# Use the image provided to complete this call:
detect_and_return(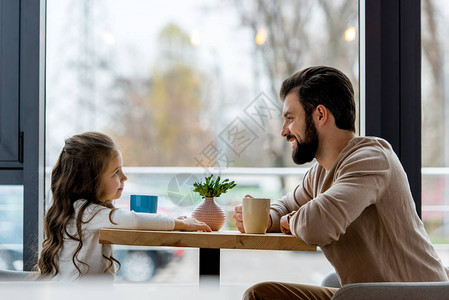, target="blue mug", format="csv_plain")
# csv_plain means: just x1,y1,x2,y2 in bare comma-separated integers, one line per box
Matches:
130,195,158,213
